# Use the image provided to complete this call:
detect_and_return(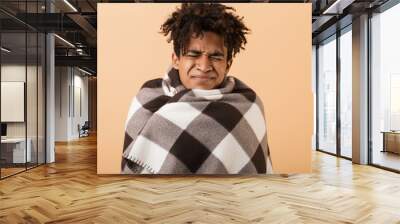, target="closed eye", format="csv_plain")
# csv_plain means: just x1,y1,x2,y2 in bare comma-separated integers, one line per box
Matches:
209,55,225,61
185,50,225,61
185,50,202,58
